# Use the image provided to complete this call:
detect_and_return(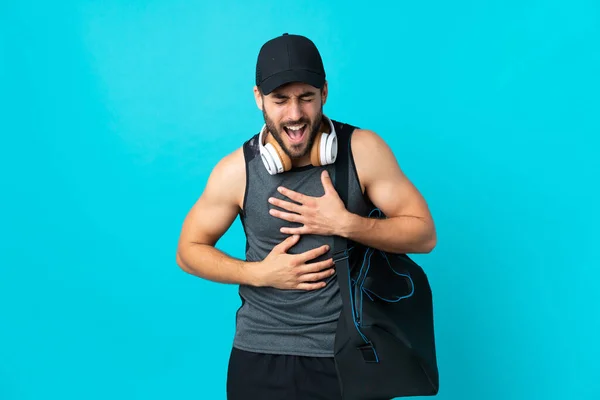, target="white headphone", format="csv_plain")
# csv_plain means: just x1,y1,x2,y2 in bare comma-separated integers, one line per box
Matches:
259,116,338,175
